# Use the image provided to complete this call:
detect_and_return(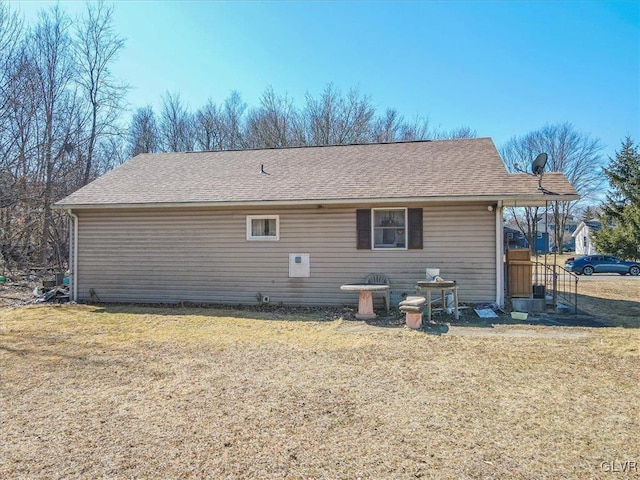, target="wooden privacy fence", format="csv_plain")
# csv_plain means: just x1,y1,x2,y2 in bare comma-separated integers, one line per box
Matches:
506,249,532,298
